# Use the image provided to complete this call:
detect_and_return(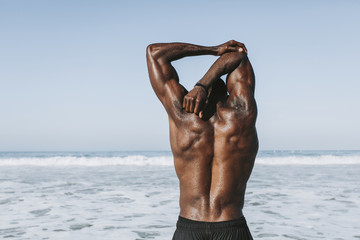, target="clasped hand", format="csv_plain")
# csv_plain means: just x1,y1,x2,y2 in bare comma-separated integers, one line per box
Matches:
182,85,208,118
